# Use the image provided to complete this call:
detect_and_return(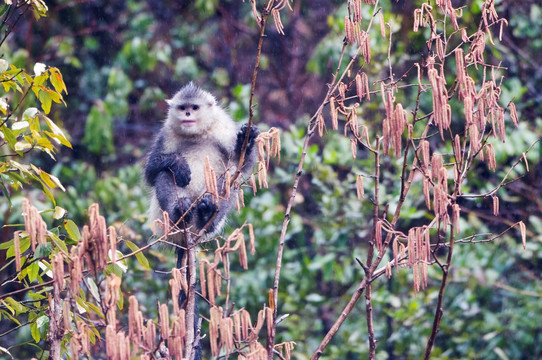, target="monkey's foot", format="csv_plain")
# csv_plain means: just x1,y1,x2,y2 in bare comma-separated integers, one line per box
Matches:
196,197,218,229
171,198,193,225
